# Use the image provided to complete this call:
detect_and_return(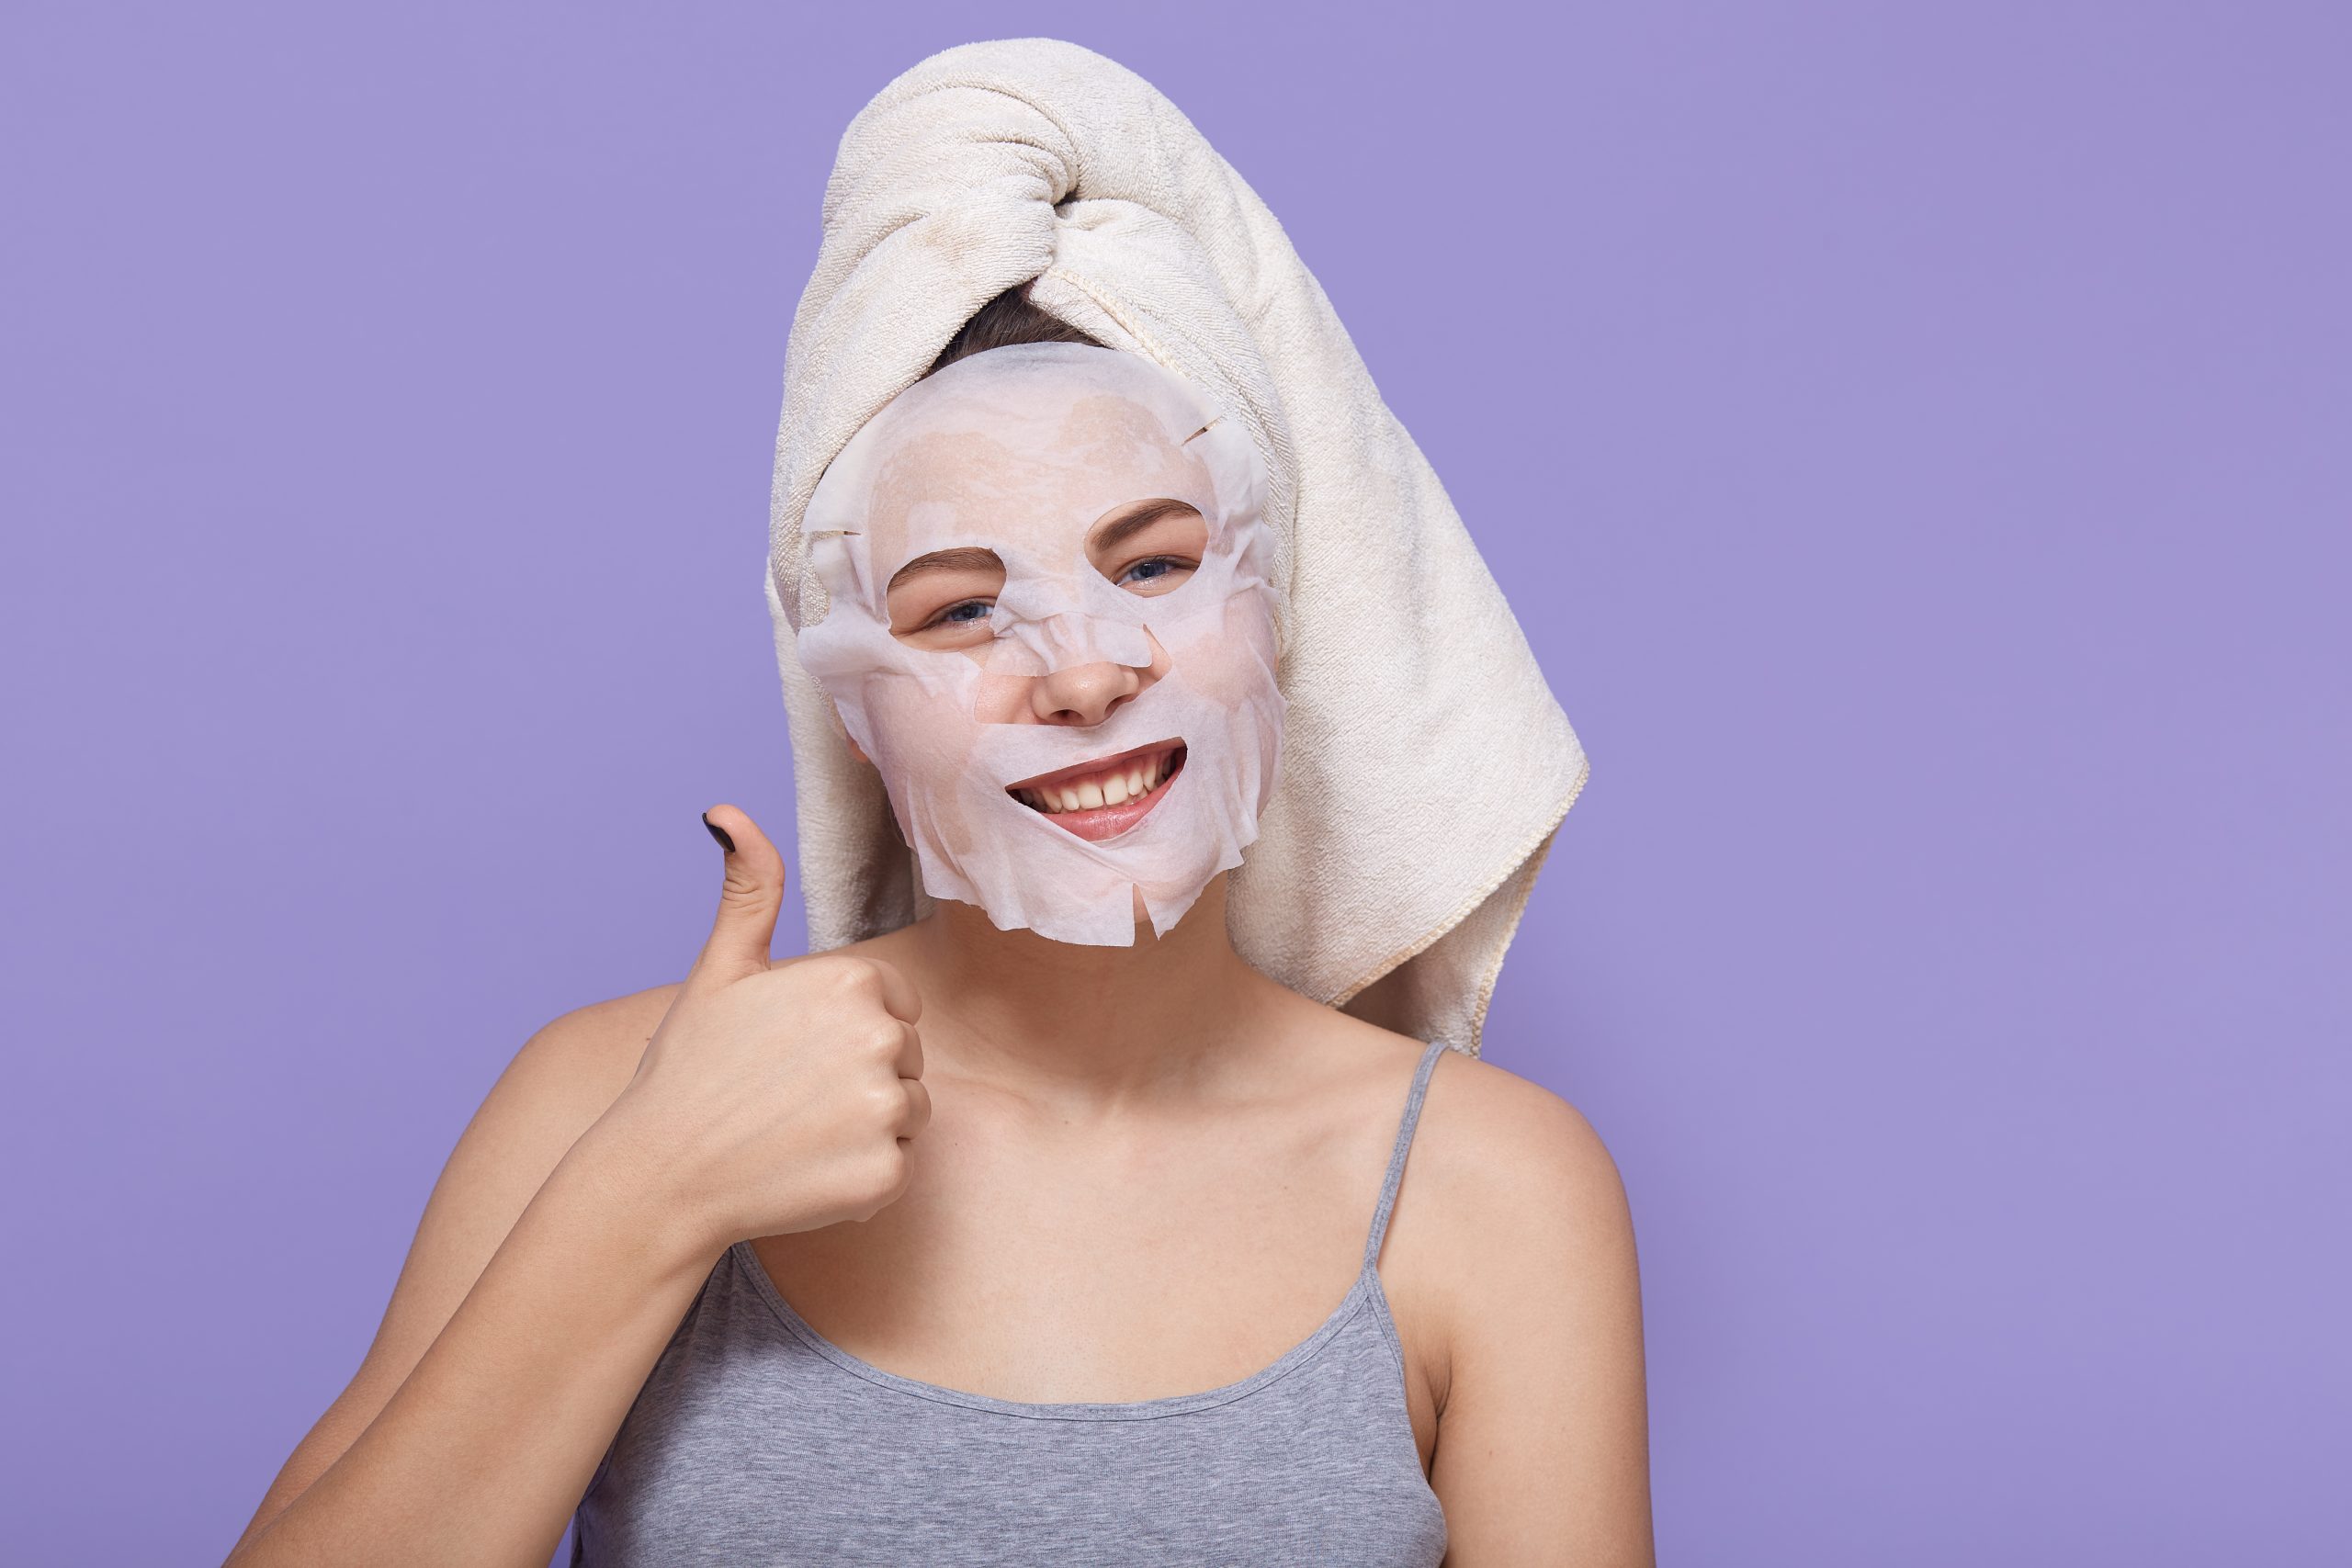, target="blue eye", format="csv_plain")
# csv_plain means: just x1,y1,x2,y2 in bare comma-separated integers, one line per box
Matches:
1121,557,1193,586
920,598,995,631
